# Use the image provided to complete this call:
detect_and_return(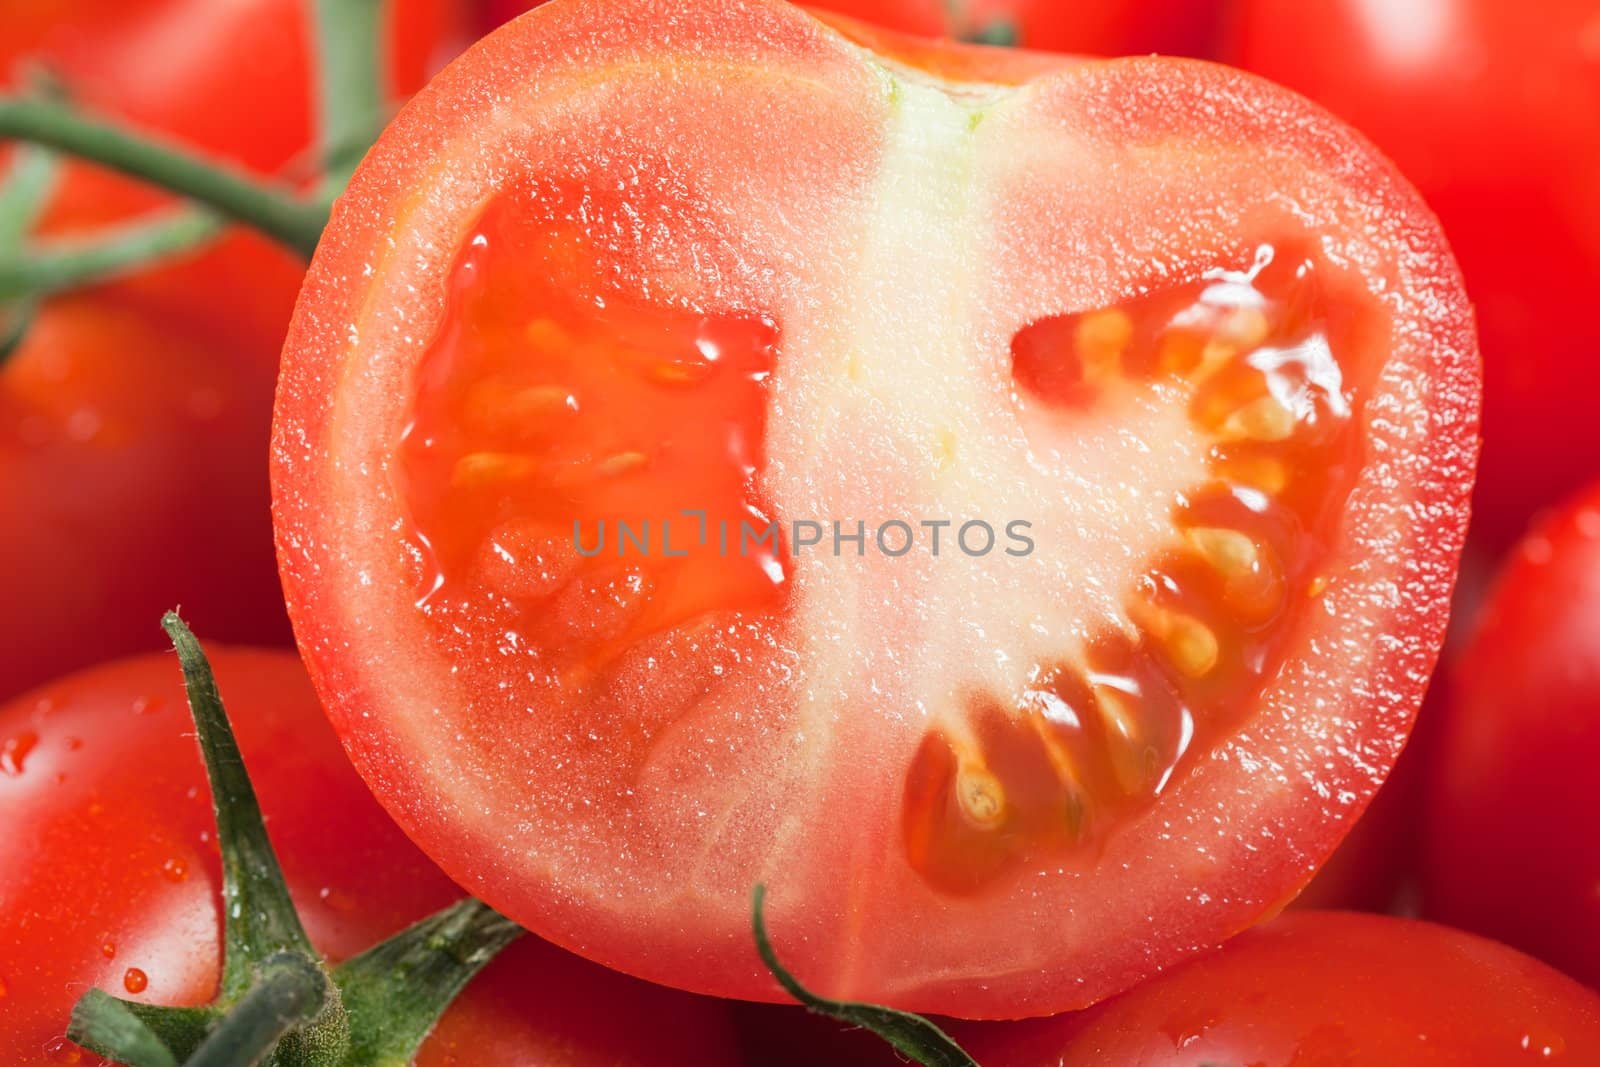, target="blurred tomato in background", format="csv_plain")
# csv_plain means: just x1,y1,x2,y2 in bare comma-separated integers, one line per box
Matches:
1227,0,1600,548
1424,481,1600,987
478,0,1221,54
0,0,469,698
